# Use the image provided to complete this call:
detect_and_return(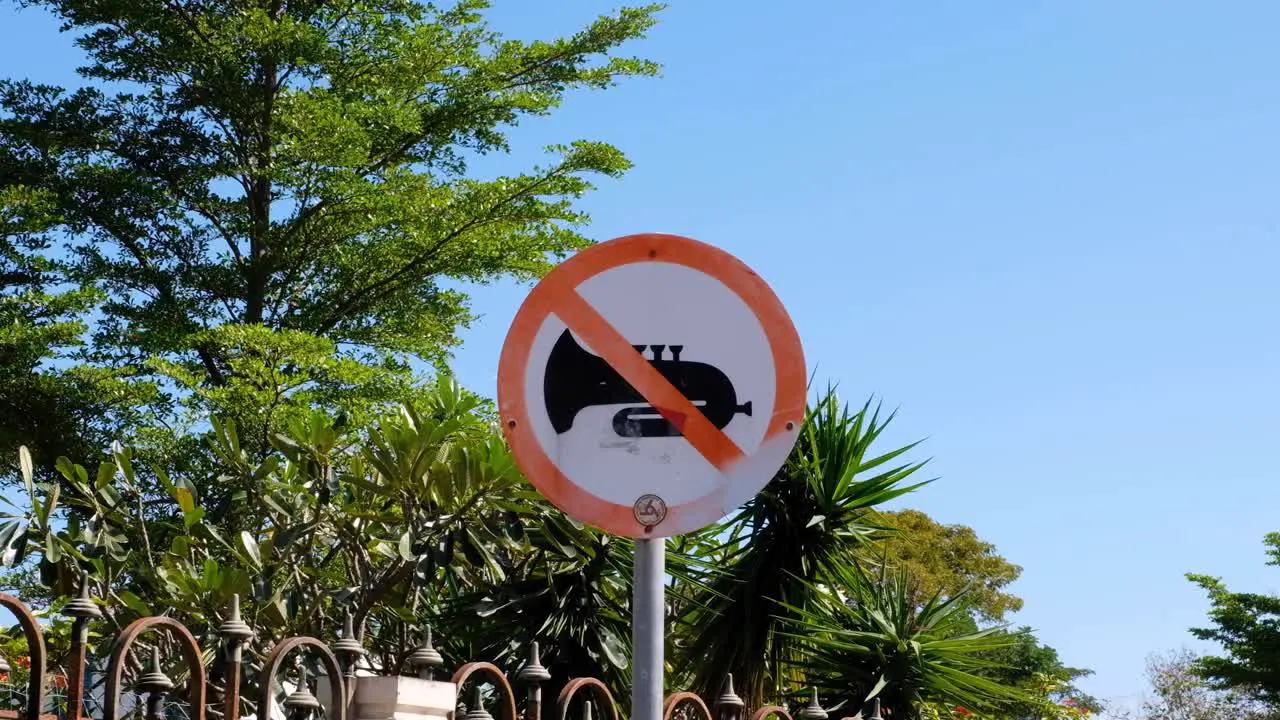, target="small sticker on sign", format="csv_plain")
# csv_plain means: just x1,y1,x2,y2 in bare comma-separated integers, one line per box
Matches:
633,494,667,527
